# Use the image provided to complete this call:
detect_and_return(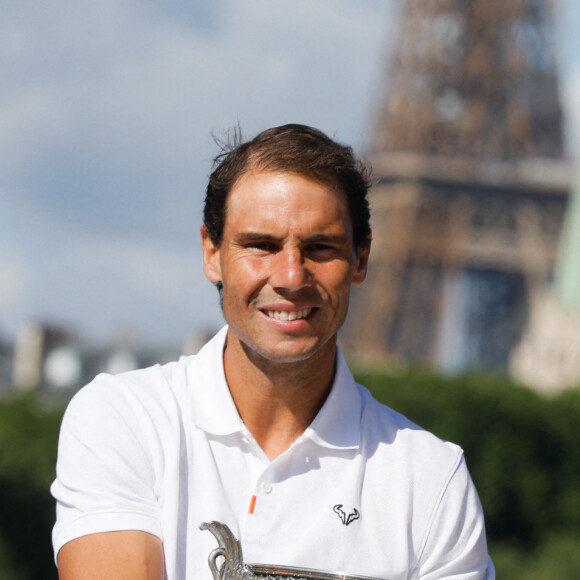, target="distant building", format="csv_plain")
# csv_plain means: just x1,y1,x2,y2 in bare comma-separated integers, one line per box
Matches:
344,0,575,388
510,176,580,391
12,322,76,393
6,321,213,398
